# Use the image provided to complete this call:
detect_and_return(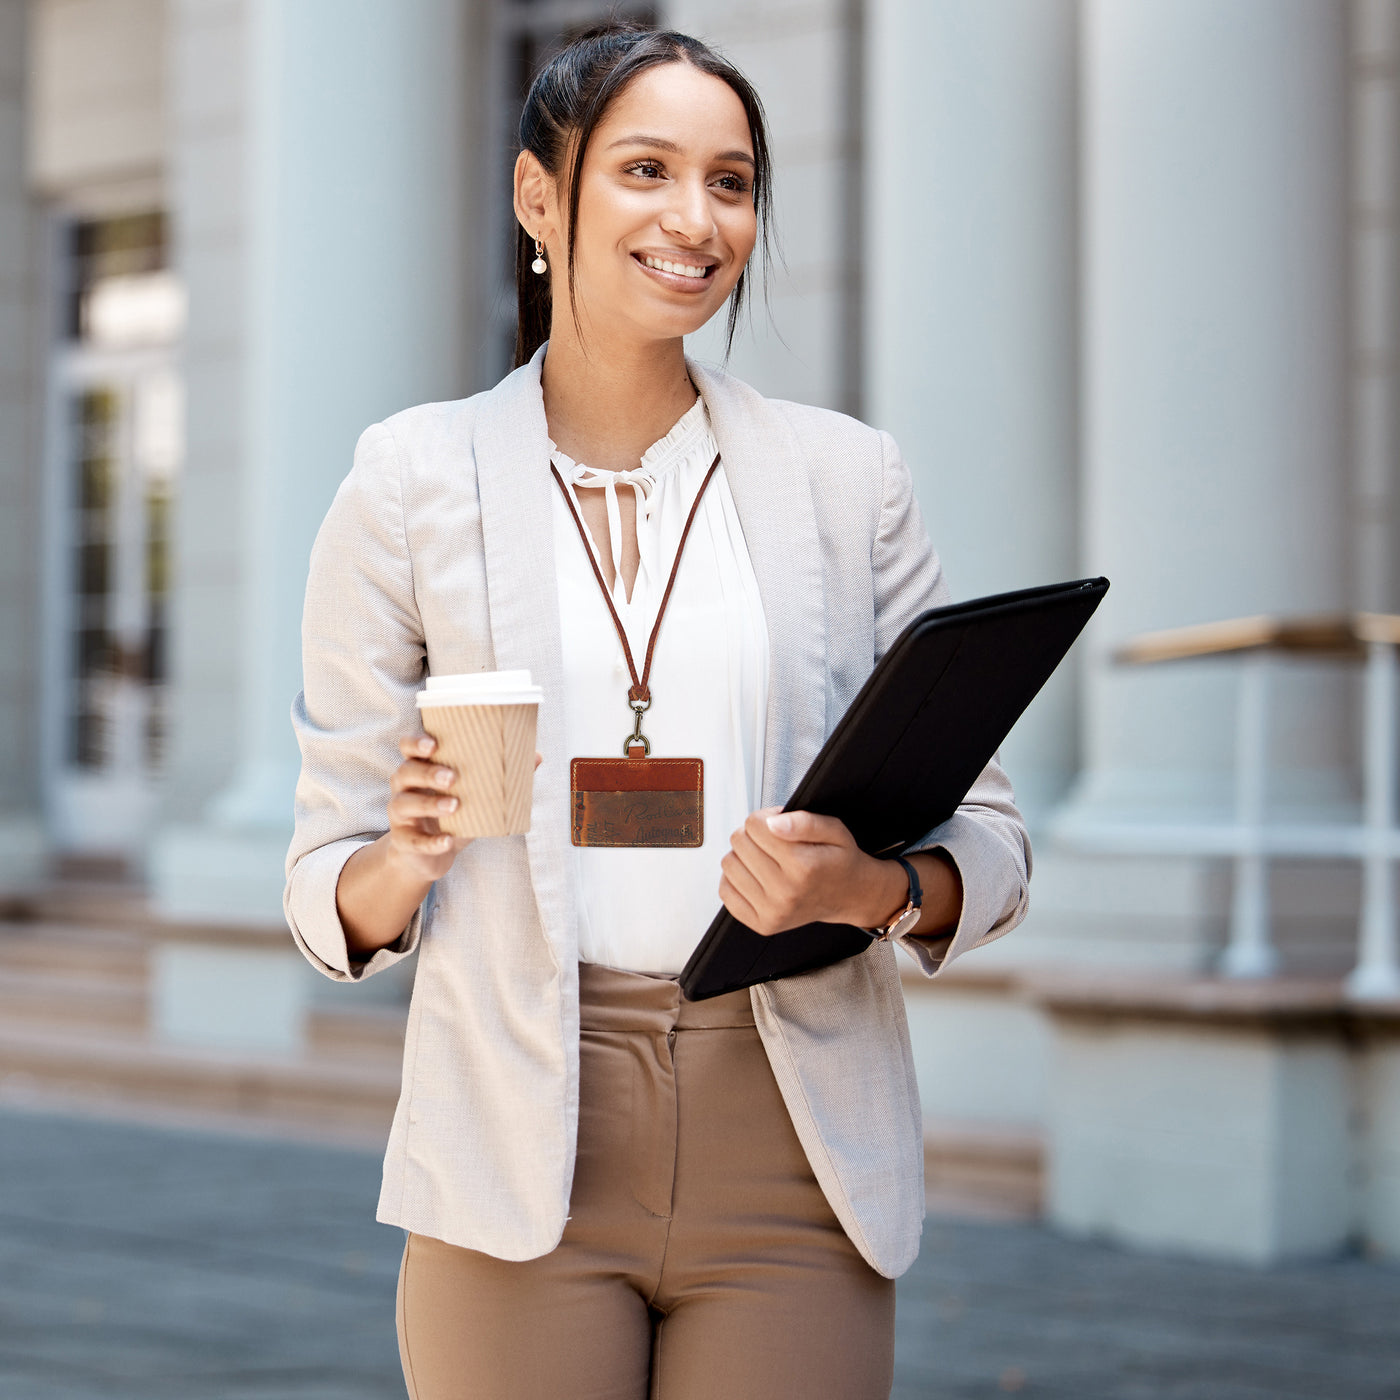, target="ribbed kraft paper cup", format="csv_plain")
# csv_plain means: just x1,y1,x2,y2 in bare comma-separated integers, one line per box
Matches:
417,701,538,838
